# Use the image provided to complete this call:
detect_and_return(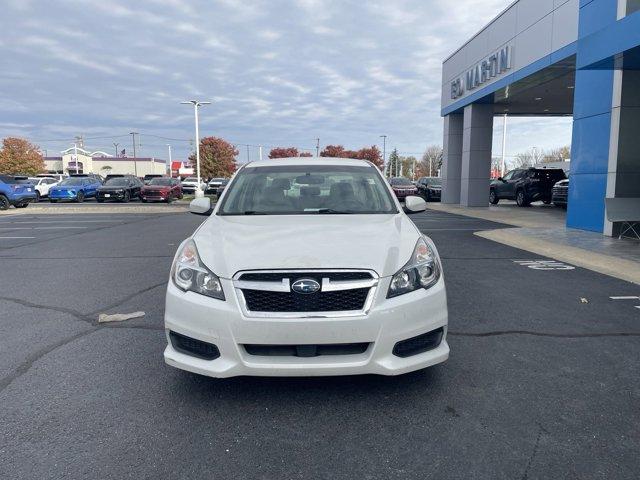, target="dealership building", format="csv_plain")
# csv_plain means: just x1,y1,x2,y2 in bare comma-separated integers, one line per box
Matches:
441,0,640,235
44,147,167,177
